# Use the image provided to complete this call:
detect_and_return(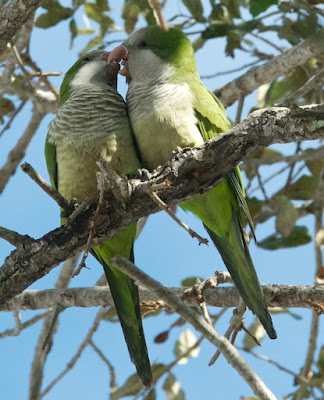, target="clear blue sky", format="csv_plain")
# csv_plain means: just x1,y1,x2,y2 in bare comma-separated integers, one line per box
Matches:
0,2,322,399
